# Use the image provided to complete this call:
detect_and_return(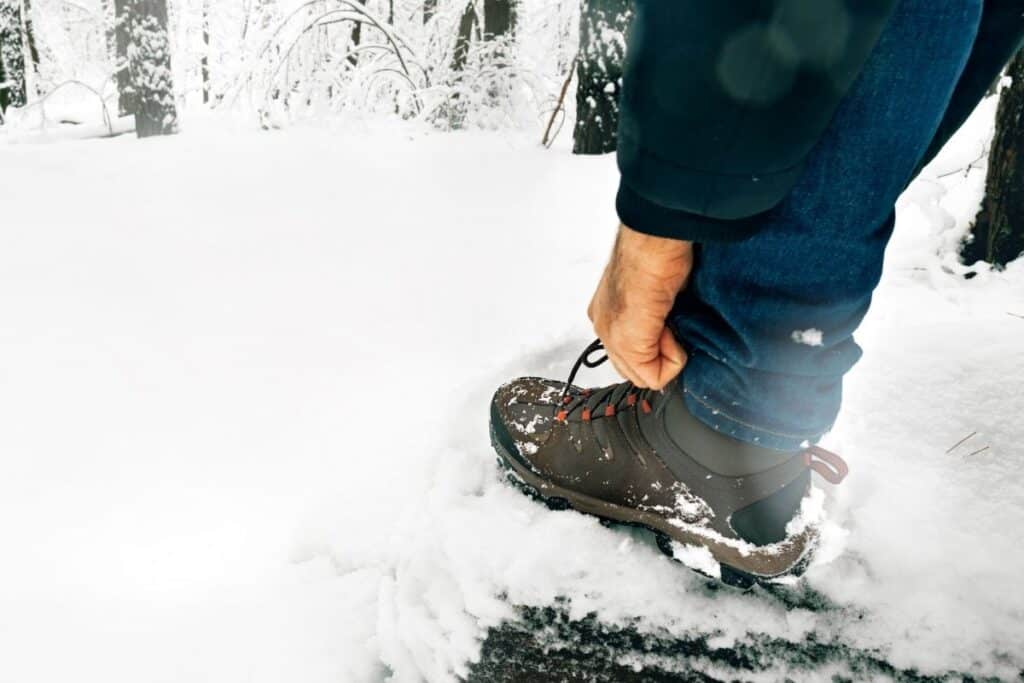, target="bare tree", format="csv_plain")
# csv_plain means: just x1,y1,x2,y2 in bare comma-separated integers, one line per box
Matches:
114,0,178,137
965,50,1024,267
573,0,630,155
